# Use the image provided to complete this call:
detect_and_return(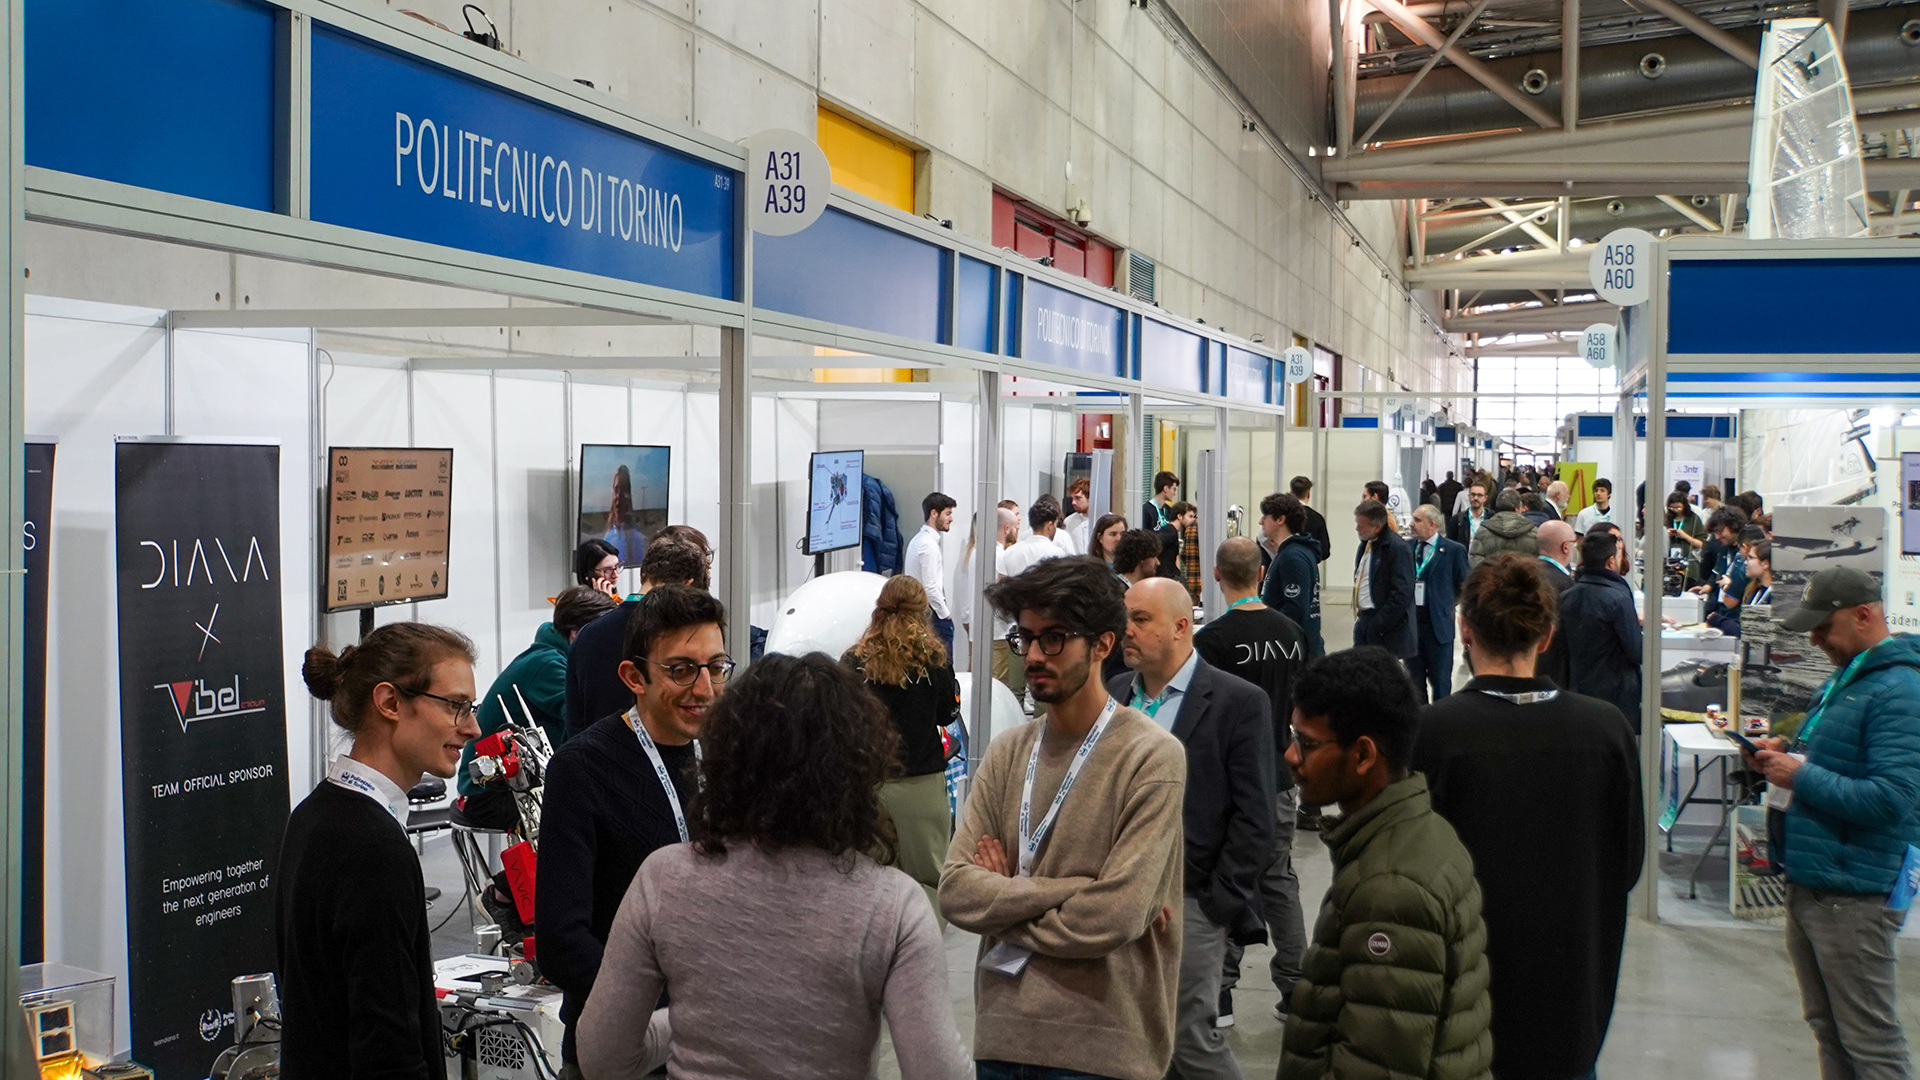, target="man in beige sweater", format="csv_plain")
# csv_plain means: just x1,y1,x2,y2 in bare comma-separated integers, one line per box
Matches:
940,557,1188,1080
